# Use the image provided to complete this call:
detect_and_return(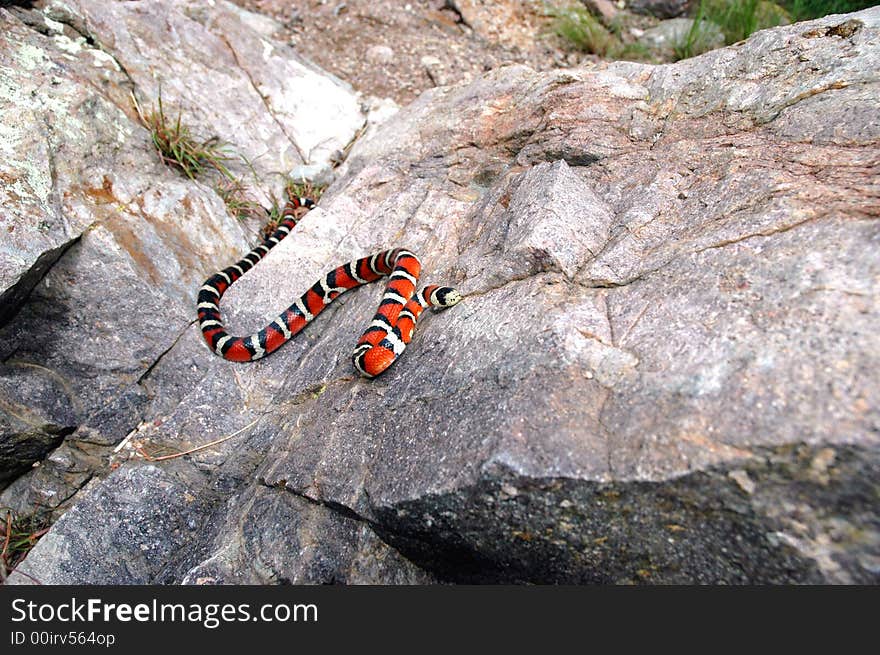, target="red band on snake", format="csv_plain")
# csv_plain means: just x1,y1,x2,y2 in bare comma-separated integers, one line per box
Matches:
197,197,462,378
